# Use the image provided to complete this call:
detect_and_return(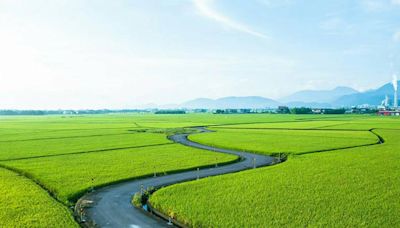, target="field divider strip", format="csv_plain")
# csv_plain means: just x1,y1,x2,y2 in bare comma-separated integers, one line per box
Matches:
0,132,138,143
0,126,137,137
0,142,175,162
293,129,384,156
210,126,370,131
207,120,320,127
189,128,383,157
